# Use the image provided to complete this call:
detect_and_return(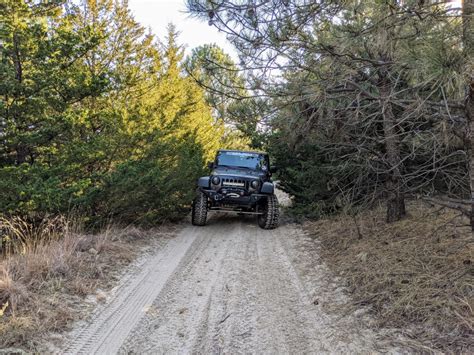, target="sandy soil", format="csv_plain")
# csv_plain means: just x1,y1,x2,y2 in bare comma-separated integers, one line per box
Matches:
62,193,396,354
